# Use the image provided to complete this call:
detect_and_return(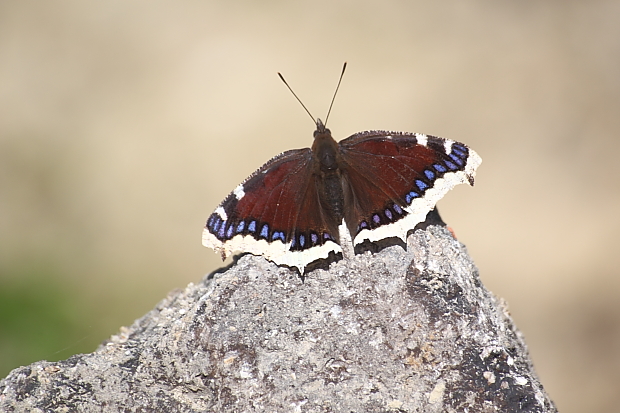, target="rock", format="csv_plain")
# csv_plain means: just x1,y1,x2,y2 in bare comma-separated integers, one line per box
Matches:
0,226,557,412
